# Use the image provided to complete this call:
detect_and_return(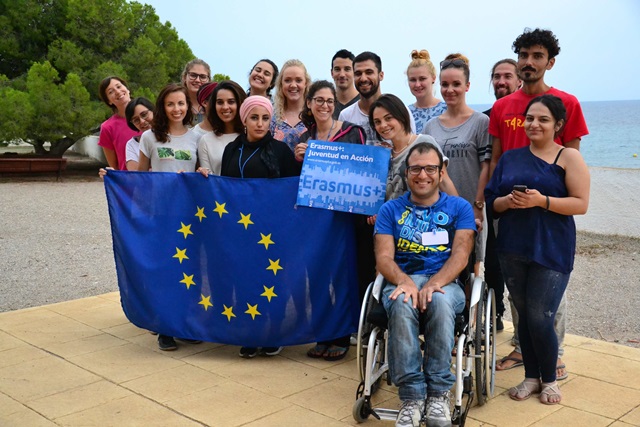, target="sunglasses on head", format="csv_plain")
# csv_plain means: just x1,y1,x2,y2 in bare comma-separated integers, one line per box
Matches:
440,59,466,70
